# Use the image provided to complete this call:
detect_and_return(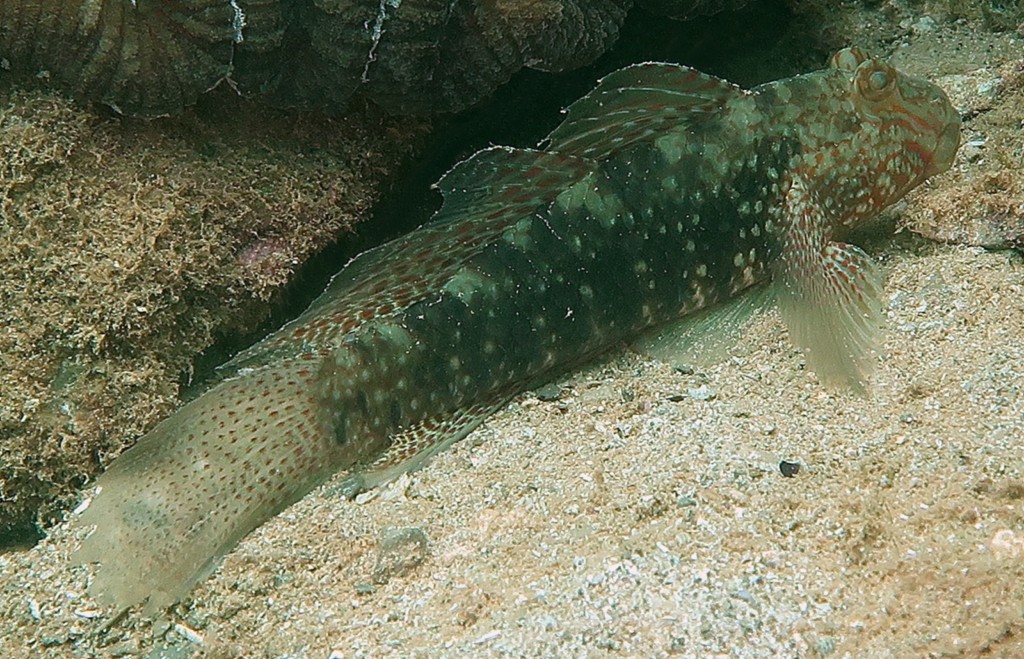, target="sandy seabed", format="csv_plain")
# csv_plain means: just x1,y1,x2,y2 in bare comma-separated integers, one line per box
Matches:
3,243,1024,658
